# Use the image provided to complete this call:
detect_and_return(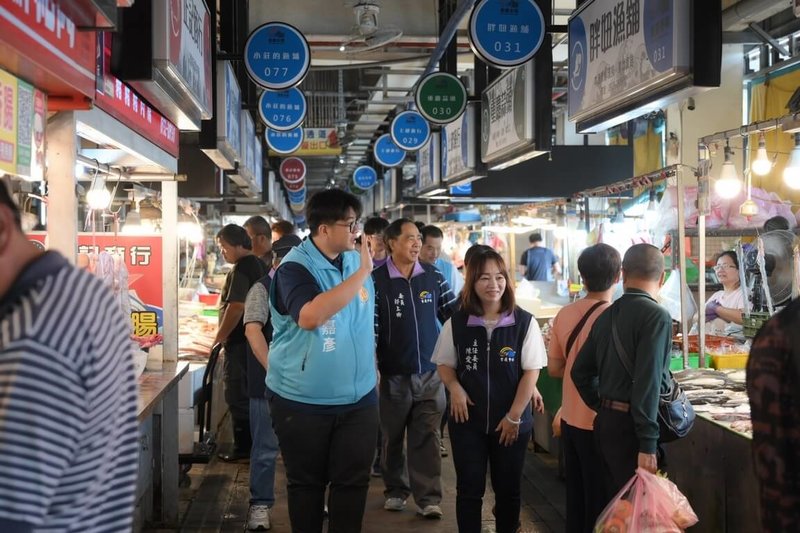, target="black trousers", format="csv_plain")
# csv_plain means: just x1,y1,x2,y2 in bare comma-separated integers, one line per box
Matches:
562,421,605,533
448,420,530,533
593,408,639,507
270,399,379,533
222,342,251,451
